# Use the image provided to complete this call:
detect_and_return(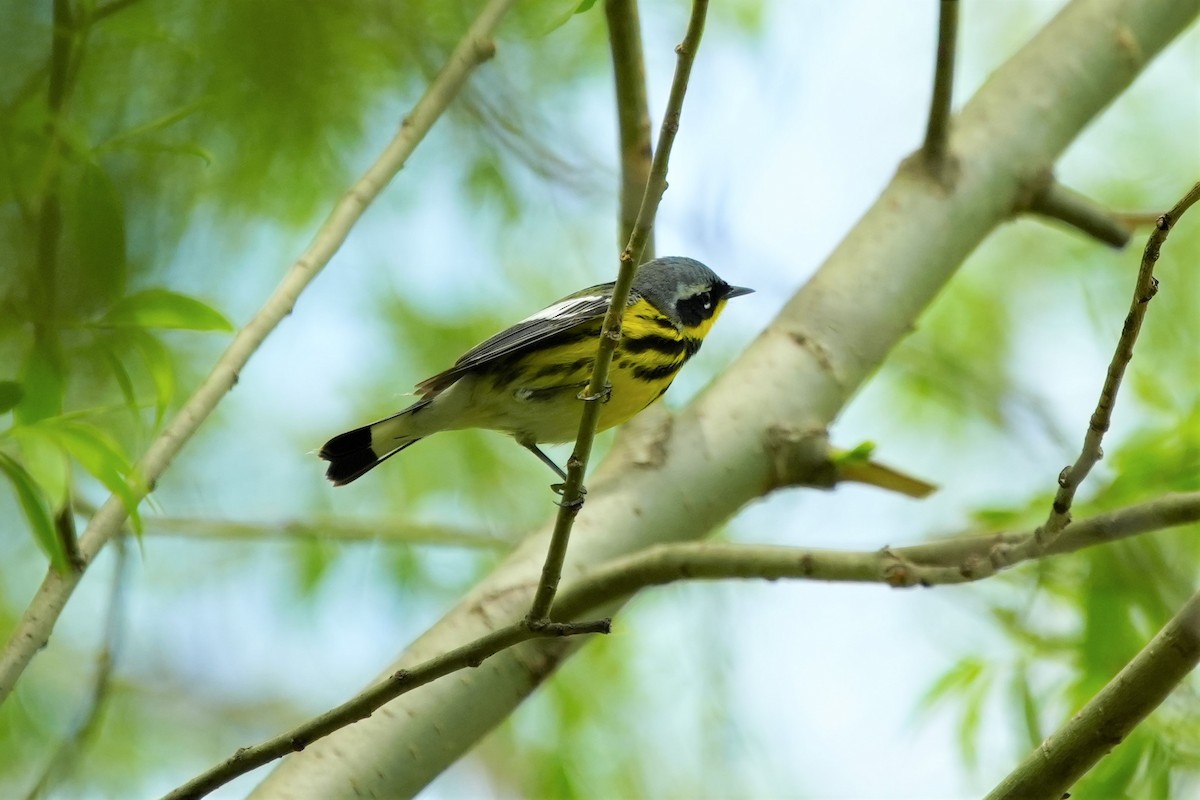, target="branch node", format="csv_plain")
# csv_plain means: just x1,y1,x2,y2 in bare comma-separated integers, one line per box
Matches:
763,426,837,491
1024,178,1132,248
